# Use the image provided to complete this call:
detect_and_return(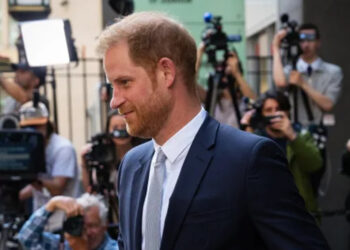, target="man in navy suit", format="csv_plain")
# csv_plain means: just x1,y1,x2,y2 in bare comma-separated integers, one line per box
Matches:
97,11,329,250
